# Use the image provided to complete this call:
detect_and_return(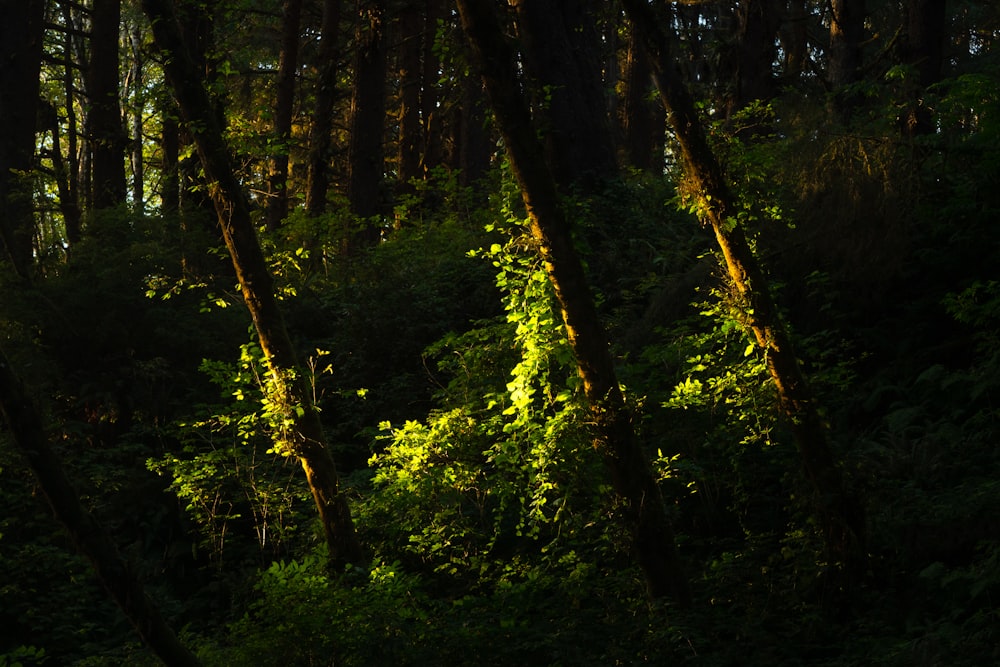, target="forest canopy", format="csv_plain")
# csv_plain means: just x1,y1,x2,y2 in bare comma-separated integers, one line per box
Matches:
1,0,998,664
